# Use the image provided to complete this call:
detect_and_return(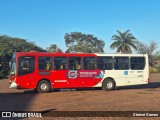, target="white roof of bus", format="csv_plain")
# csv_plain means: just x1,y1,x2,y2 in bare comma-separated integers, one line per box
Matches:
95,53,148,57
